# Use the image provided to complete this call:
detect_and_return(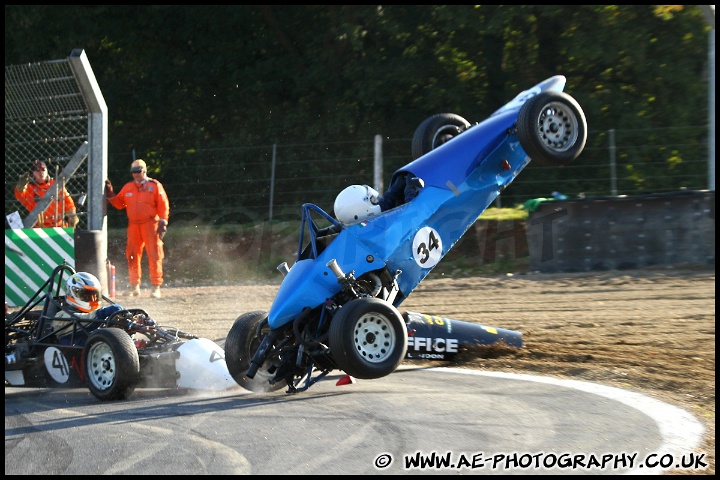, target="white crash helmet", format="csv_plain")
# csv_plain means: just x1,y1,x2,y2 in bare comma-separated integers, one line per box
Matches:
334,184,382,226
65,272,102,313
